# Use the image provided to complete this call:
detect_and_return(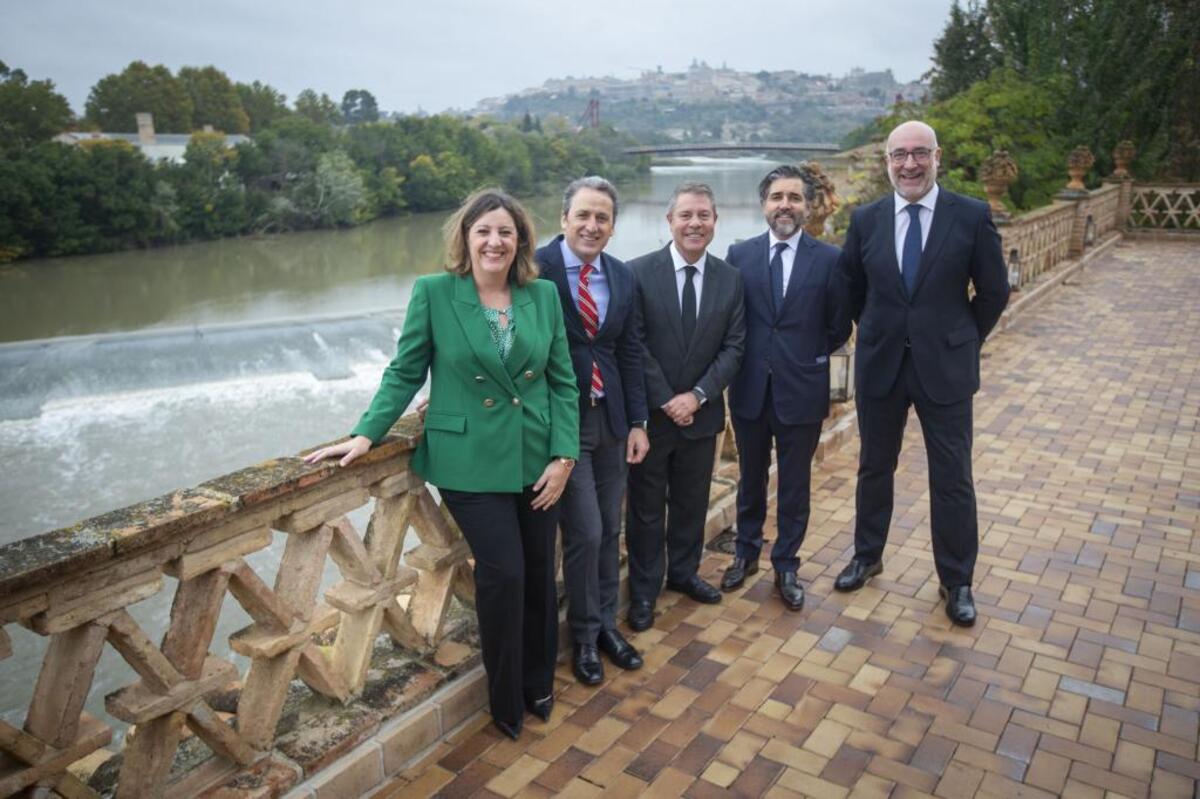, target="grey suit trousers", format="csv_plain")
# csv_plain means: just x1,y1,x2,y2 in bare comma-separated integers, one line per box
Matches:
560,403,627,642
